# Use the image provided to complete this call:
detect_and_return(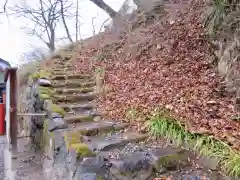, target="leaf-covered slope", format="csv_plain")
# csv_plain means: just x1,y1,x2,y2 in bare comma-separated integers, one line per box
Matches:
72,2,240,150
